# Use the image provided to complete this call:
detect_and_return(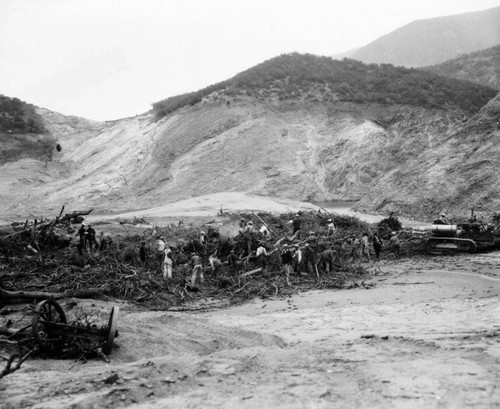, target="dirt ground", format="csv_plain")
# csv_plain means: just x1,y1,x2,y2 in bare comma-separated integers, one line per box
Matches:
1,251,499,409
